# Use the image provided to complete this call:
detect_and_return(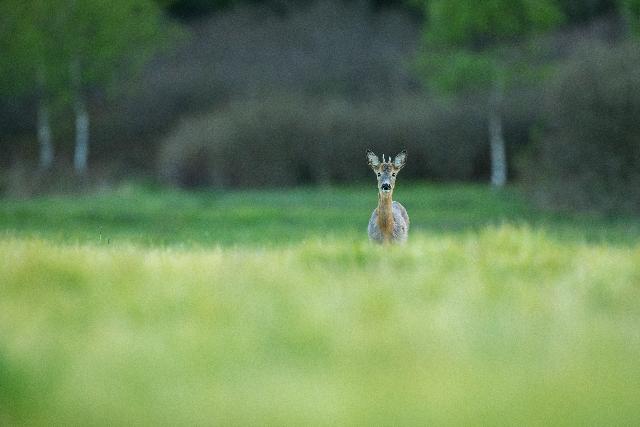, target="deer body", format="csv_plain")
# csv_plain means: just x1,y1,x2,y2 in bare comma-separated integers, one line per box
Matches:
366,150,409,244
368,198,409,243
